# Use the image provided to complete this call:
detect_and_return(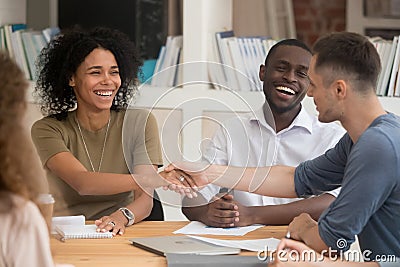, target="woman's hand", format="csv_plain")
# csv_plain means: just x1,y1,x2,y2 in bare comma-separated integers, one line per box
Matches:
95,210,128,236
158,169,199,198
163,161,215,188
